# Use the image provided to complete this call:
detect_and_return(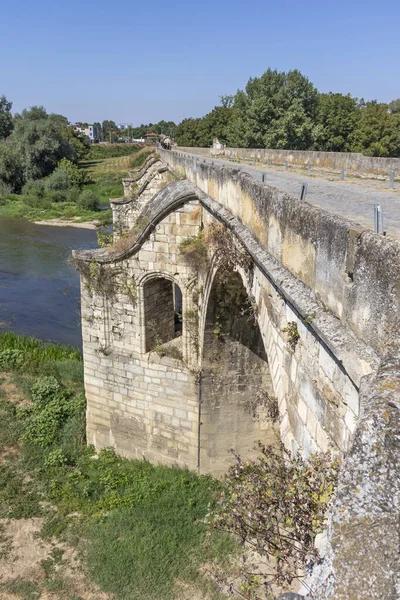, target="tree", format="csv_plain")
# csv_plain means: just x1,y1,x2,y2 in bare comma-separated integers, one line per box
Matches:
0,142,24,192
313,93,359,152
11,106,76,181
351,101,400,157
0,95,13,140
225,68,318,149
102,120,118,142
174,105,233,147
